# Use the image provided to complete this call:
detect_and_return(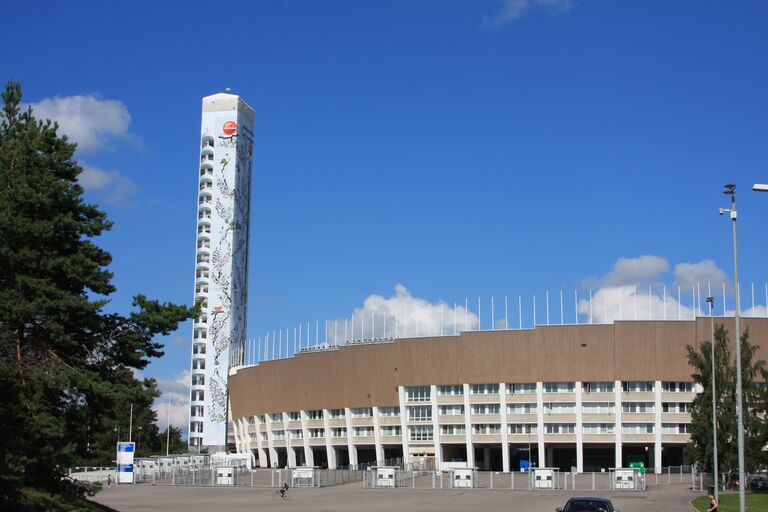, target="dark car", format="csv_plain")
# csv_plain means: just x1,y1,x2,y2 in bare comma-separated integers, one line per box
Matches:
556,497,619,512
750,476,768,492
